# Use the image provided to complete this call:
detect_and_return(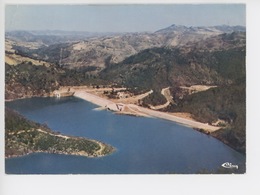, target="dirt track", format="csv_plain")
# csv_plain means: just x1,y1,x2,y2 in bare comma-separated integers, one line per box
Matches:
73,89,220,132
127,104,220,132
